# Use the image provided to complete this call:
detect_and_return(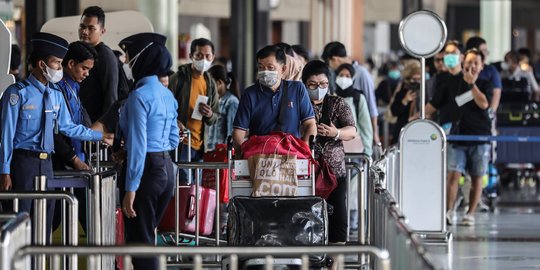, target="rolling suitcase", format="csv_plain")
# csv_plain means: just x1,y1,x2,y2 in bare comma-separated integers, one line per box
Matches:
115,208,124,270
158,185,216,236
227,196,328,267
